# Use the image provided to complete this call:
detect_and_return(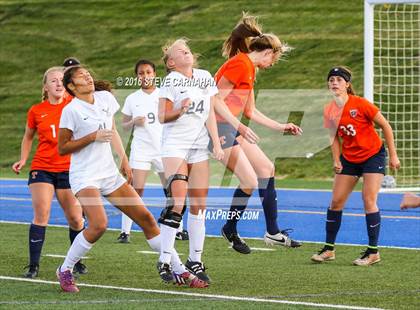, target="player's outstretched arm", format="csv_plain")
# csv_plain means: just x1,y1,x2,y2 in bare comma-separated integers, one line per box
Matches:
243,89,302,135
206,98,224,161
12,125,36,174
110,119,132,184
373,112,400,170
211,94,259,144
329,130,342,174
